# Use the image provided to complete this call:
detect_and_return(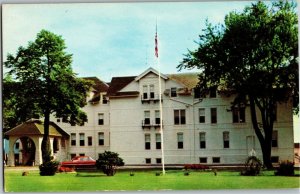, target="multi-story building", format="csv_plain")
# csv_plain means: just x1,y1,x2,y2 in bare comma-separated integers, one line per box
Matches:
5,67,294,166
52,67,295,165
